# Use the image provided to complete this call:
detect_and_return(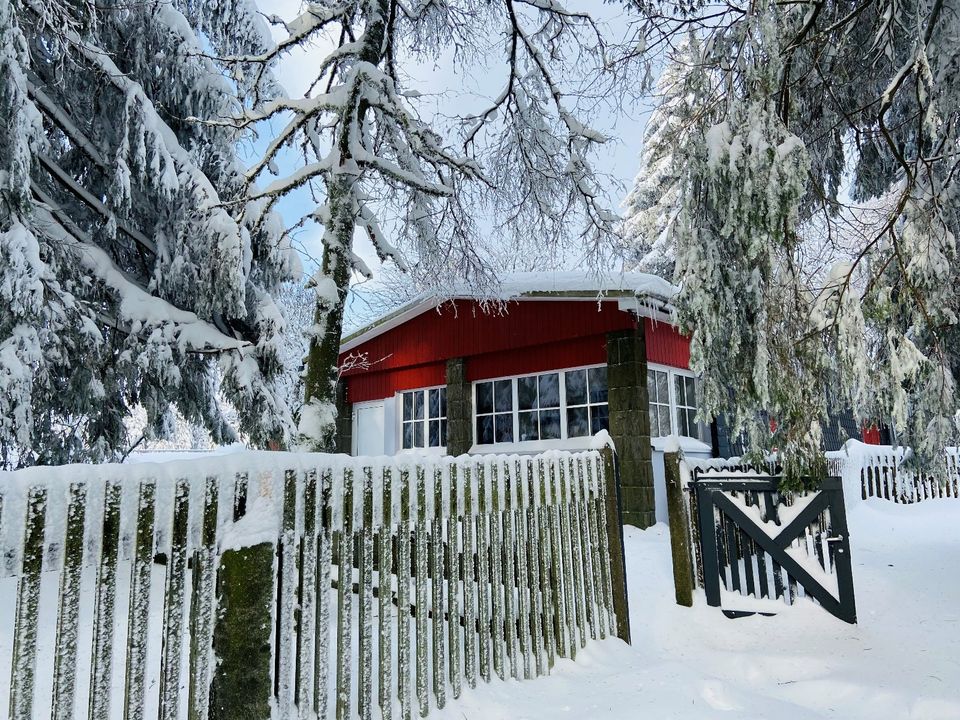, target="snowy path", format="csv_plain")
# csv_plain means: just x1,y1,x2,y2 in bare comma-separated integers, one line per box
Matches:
429,499,960,720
